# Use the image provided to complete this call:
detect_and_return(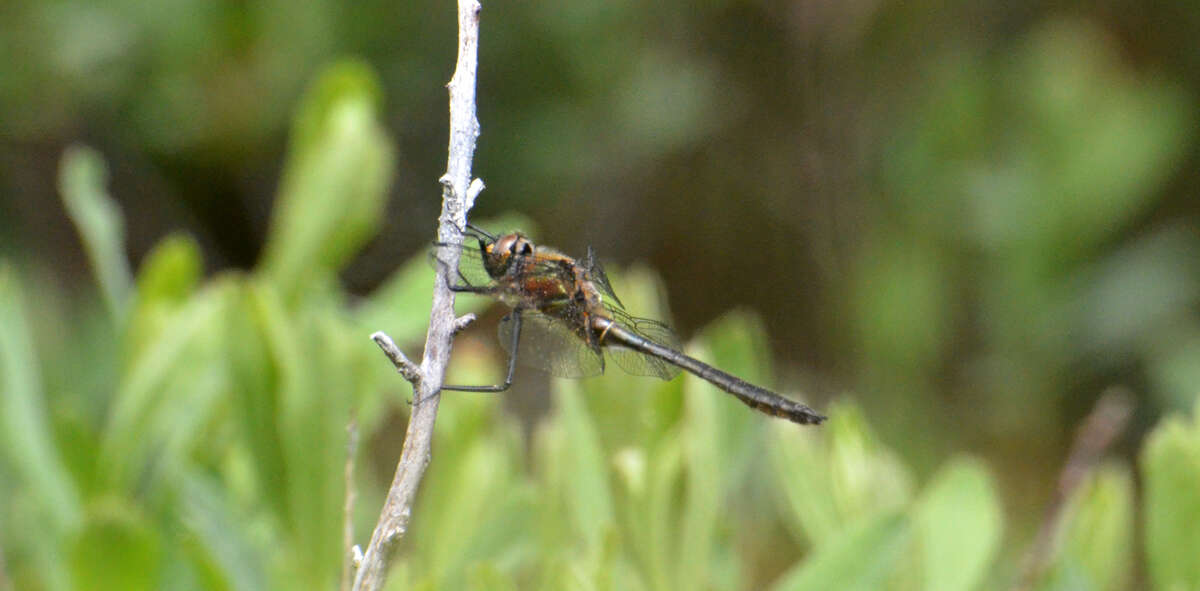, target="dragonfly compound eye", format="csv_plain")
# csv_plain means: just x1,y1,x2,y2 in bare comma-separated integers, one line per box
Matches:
493,234,518,255
498,234,534,256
